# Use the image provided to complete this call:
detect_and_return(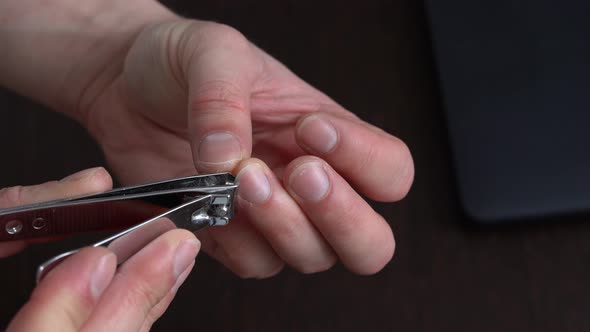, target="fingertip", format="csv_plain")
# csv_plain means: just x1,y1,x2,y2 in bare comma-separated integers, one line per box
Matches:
89,250,117,300
10,247,117,332
60,167,113,196
117,228,199,280
167,228,200,244
171,260,195,294
235,158,273,205
367,138,414,202
84,167,114,193
349,226,395,276
381,139,414,202
38,246,116,302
